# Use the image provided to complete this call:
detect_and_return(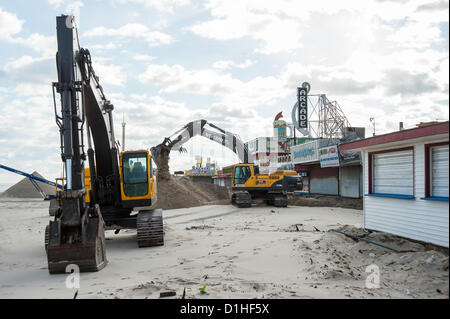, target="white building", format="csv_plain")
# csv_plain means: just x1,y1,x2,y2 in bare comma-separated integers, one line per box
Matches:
340,122,449,247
